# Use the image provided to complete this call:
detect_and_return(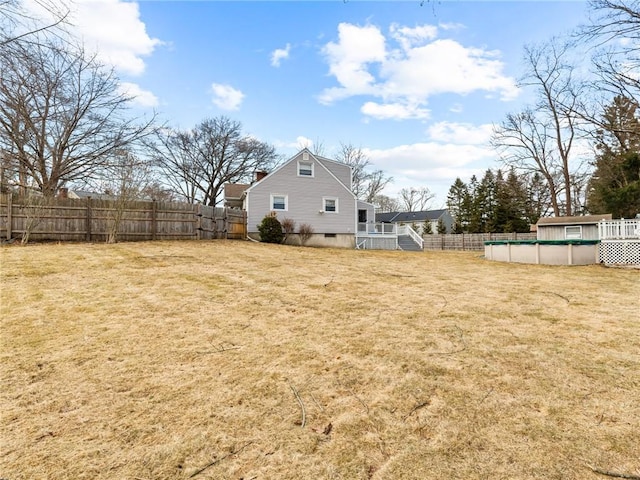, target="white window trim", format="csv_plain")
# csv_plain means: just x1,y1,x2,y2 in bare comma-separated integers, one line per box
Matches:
323,196,338,213
270,194,288,211
297,160,314,177
565,225,582,239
